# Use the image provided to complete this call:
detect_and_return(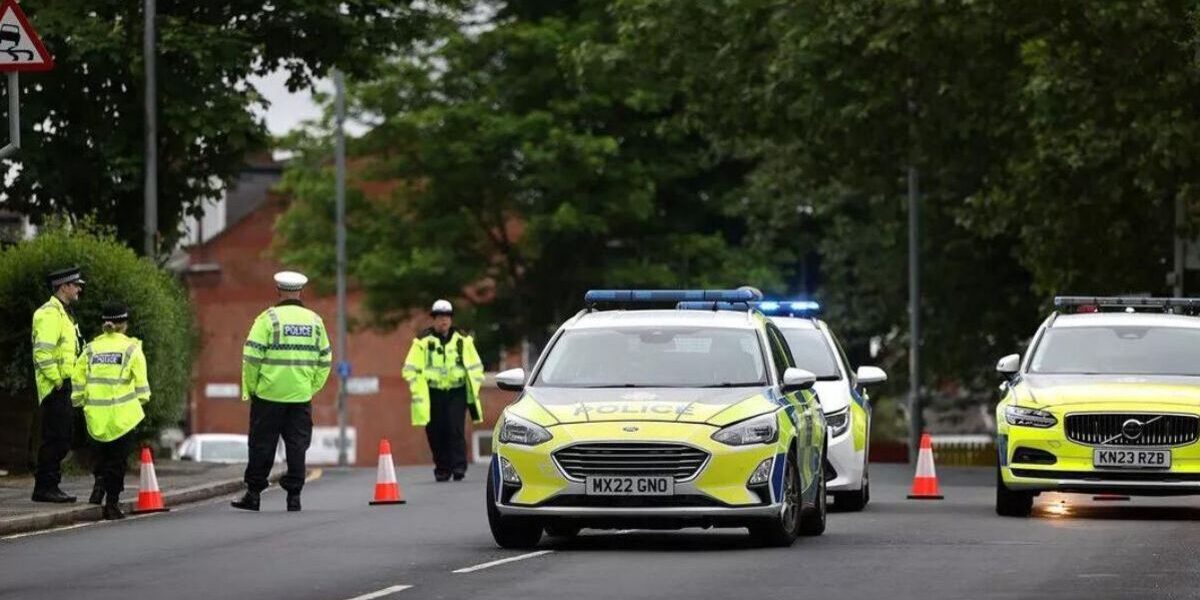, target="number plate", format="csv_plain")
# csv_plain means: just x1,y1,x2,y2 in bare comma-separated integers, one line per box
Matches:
584,476,674,496
1093,448,1171,469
